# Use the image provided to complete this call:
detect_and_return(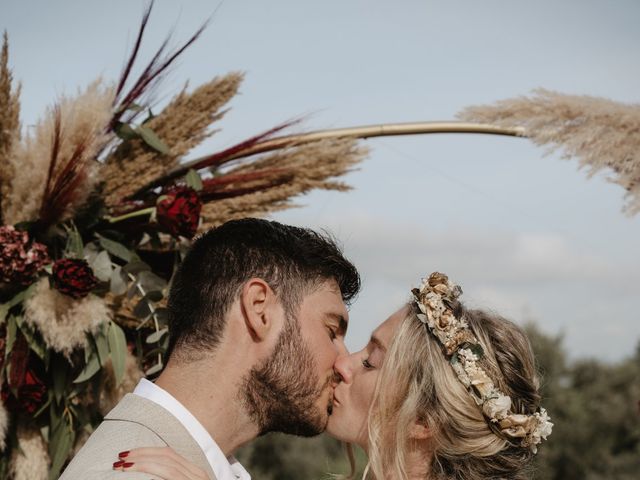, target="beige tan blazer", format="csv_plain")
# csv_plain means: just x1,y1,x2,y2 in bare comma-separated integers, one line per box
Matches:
59,394,217,479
